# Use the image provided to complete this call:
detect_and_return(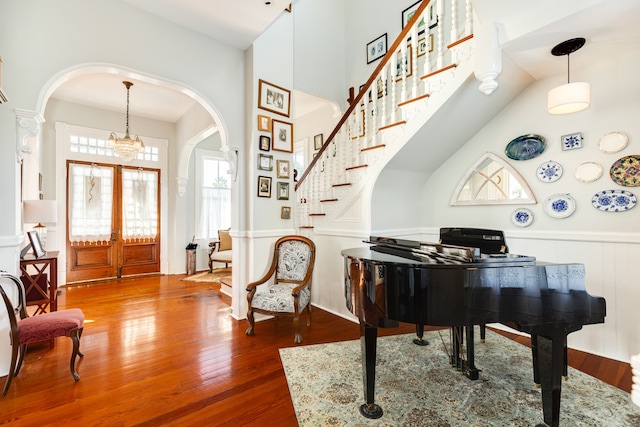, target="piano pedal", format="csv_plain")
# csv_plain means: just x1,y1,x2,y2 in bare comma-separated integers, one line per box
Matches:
412,337,429,346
